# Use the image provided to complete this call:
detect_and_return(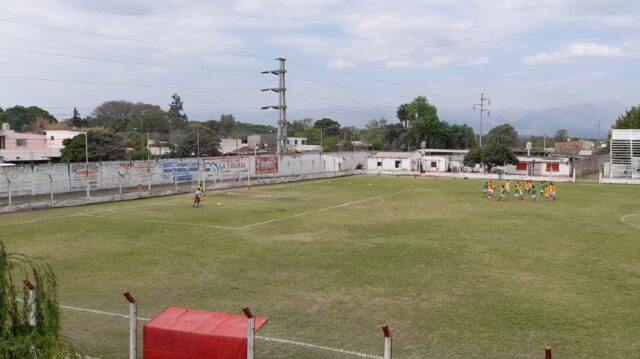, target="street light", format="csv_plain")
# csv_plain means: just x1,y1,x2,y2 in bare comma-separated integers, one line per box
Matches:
84,131,89,197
